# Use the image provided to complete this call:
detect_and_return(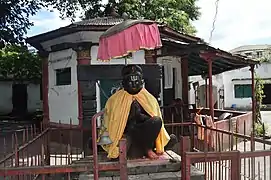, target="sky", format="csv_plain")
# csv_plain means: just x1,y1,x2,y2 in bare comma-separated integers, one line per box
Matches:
27,0,271,51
